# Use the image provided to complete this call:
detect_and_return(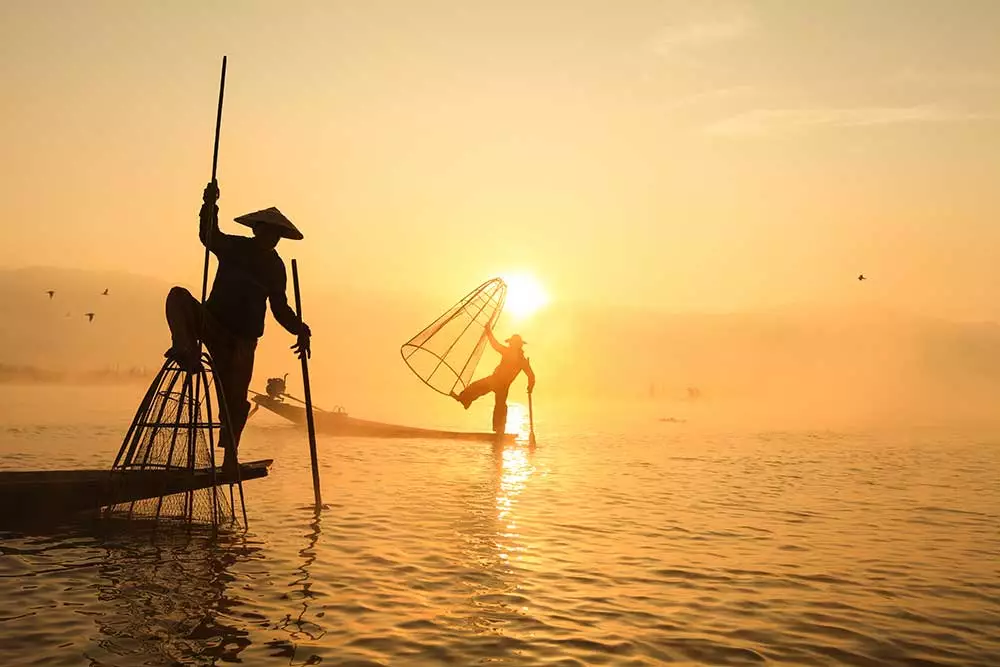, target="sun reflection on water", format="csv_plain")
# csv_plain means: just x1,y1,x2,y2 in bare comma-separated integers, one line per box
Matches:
497,446,532,525
448,404,539,634
504,402,531,442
